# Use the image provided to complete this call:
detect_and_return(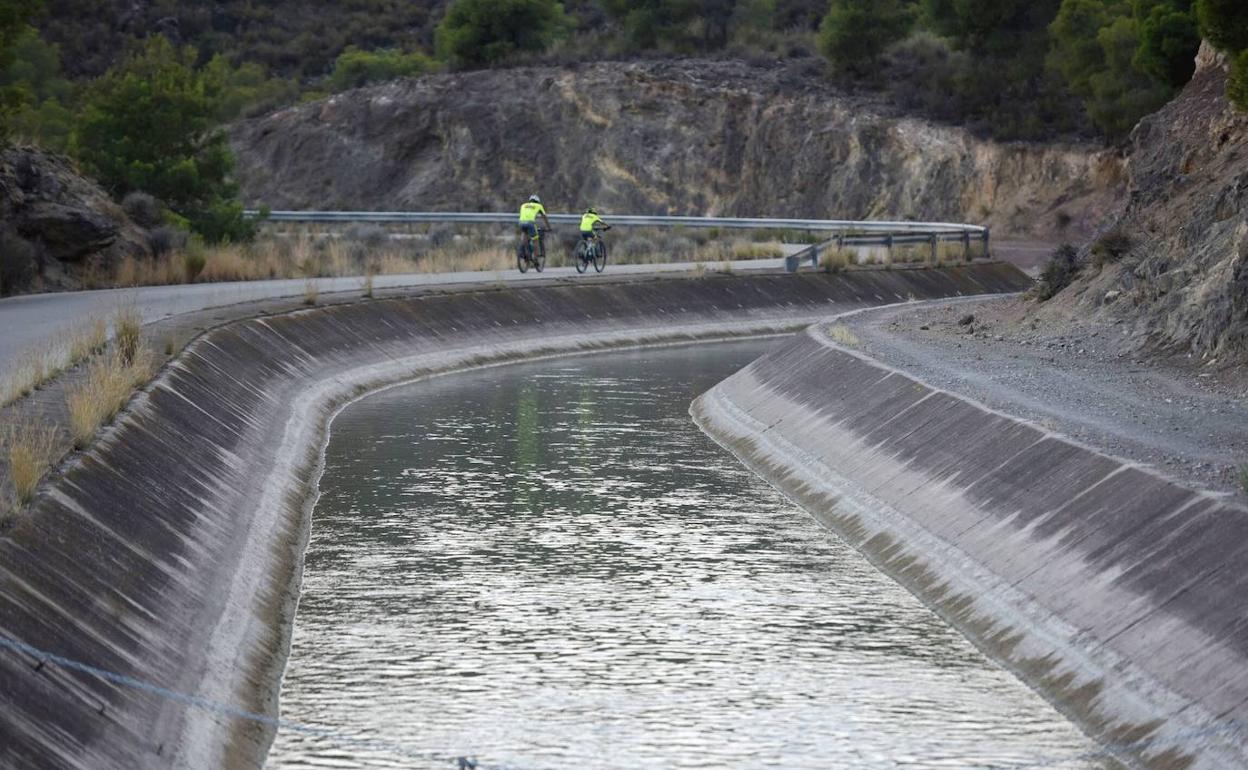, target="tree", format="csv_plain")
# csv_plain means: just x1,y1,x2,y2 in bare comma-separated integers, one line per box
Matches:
818,0,913,77
435,0,569,68
1195,0,1248,53
1049,0,1190,139
73,36,254,242
1133,0,1200,88
0,26,76,149
0,0,42,139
